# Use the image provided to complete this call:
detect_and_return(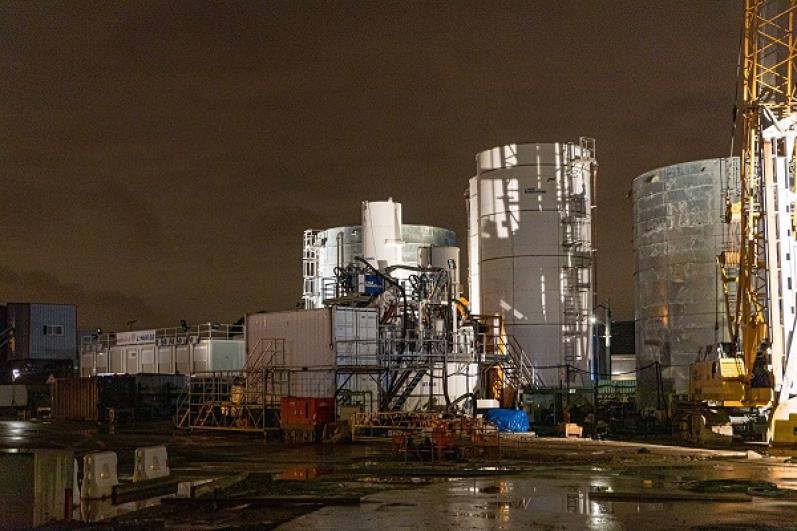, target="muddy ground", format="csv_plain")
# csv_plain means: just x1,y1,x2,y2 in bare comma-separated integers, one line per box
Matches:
2,419,797,529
